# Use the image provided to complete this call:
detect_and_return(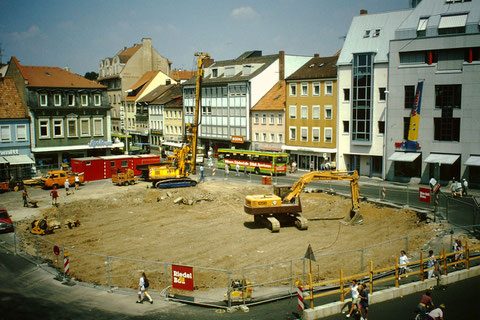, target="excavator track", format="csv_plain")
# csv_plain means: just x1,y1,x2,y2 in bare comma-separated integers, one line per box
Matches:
154,178,197,189
266,216,280,233
293,214,308,230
